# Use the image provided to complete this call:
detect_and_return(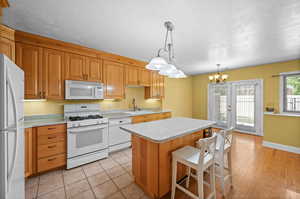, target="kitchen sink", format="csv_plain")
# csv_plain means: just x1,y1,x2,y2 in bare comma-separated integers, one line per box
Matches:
124,110,154,115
